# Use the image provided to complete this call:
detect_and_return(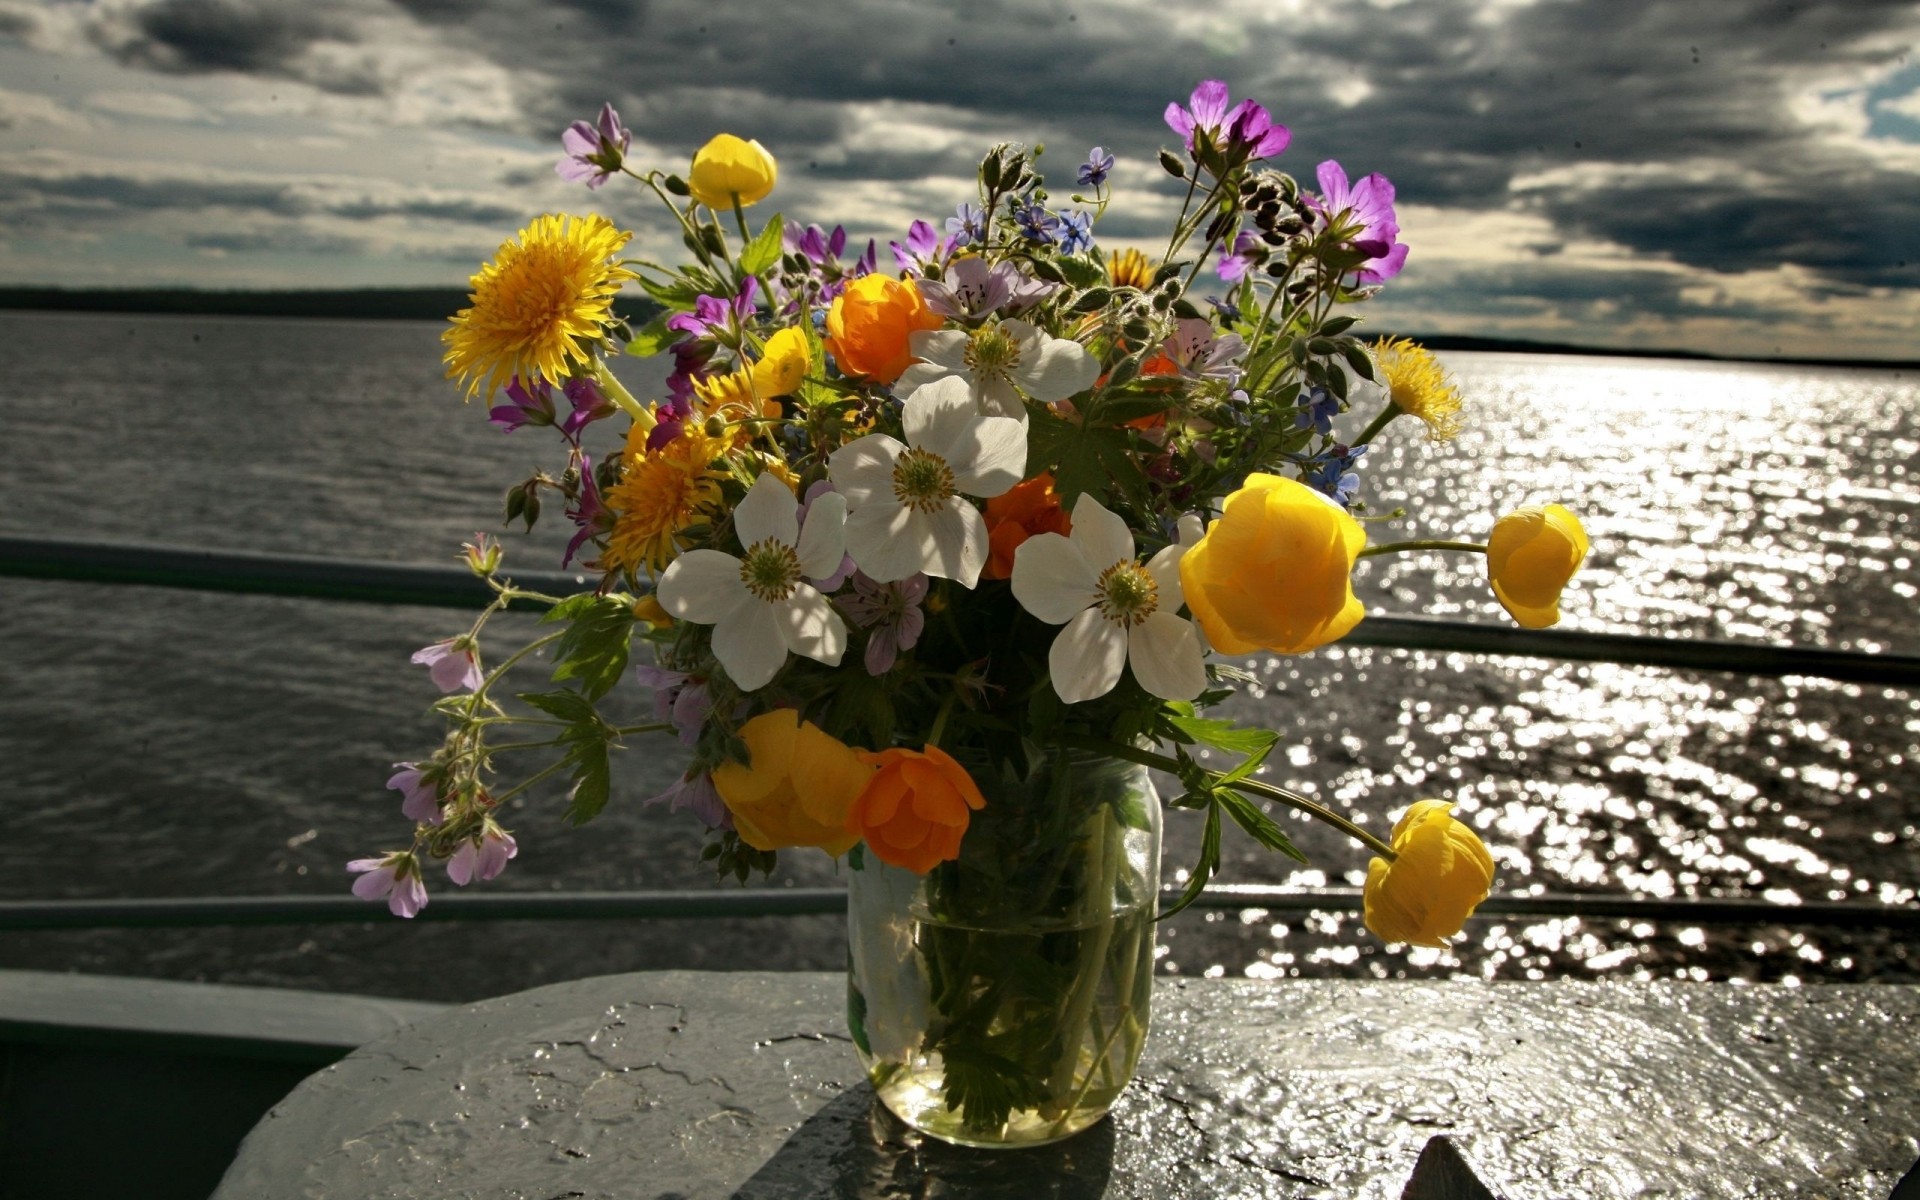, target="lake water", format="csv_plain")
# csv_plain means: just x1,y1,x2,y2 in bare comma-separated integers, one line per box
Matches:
1,311,1914,1002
